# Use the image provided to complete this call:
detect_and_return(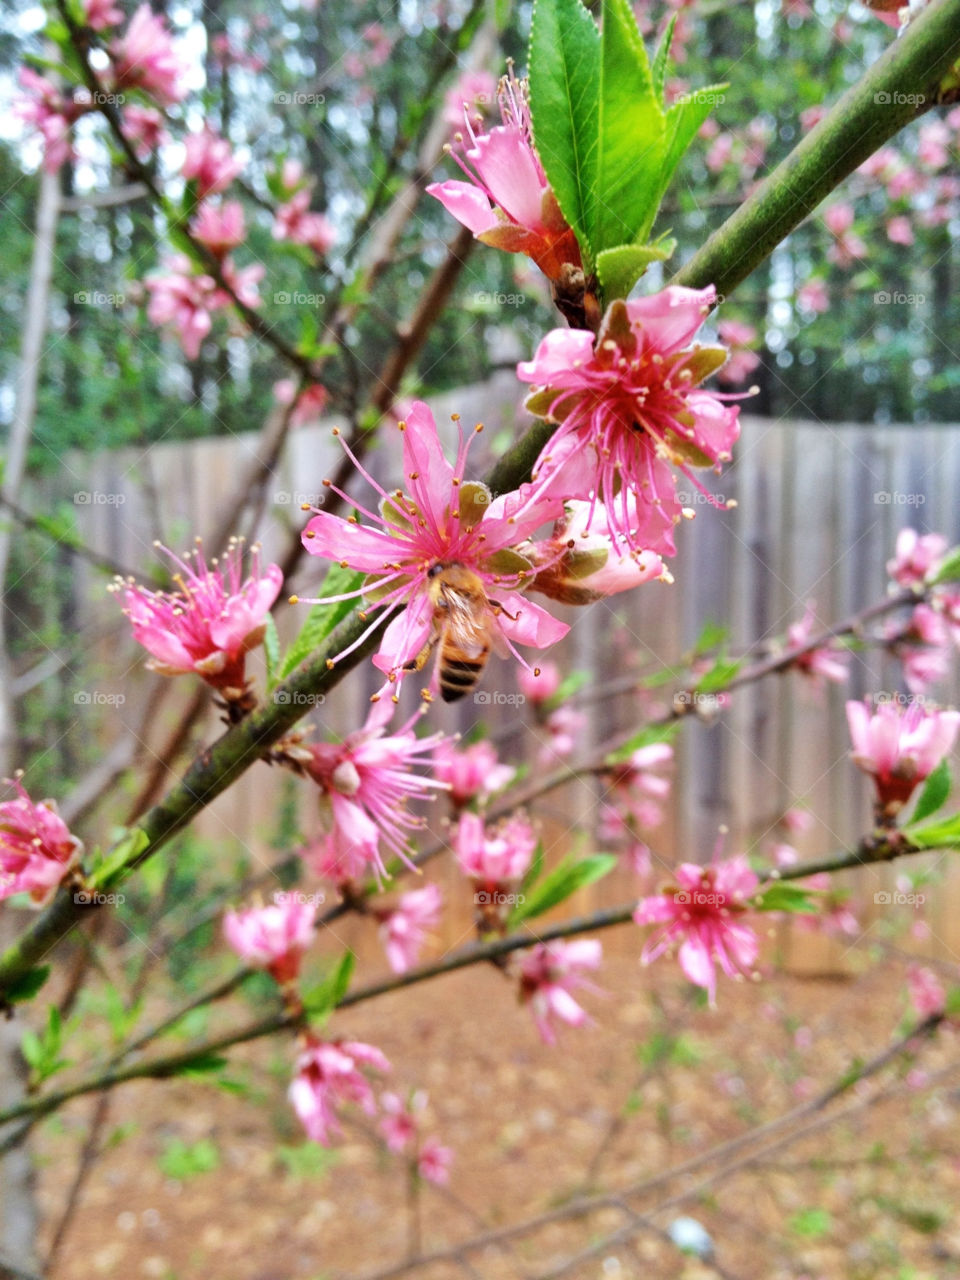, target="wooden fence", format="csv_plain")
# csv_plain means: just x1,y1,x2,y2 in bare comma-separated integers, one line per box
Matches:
25,375,960,969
